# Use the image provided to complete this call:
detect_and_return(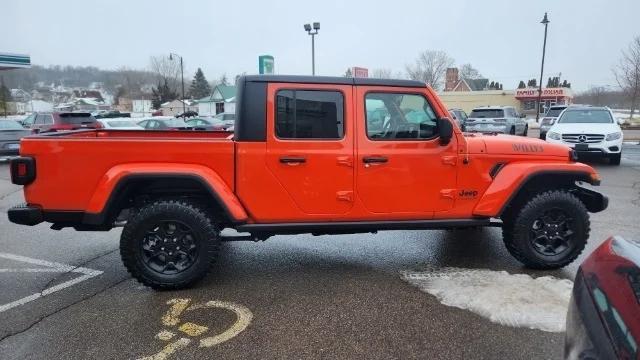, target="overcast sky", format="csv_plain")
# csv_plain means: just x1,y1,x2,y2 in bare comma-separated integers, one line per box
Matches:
2,0,638,91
